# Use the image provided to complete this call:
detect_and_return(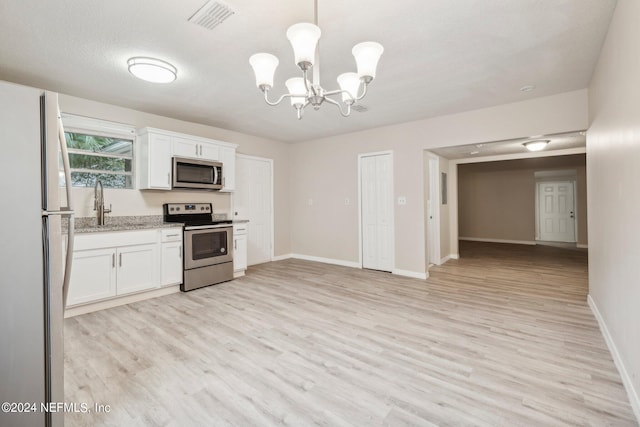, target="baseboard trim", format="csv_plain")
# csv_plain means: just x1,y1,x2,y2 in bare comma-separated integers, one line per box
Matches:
459,237,536,246
64,285,181,318
588,295,640,423
393,269,427,280
576,243,589,249
290,253,361,269
449,254,460,260
272,253,293,262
